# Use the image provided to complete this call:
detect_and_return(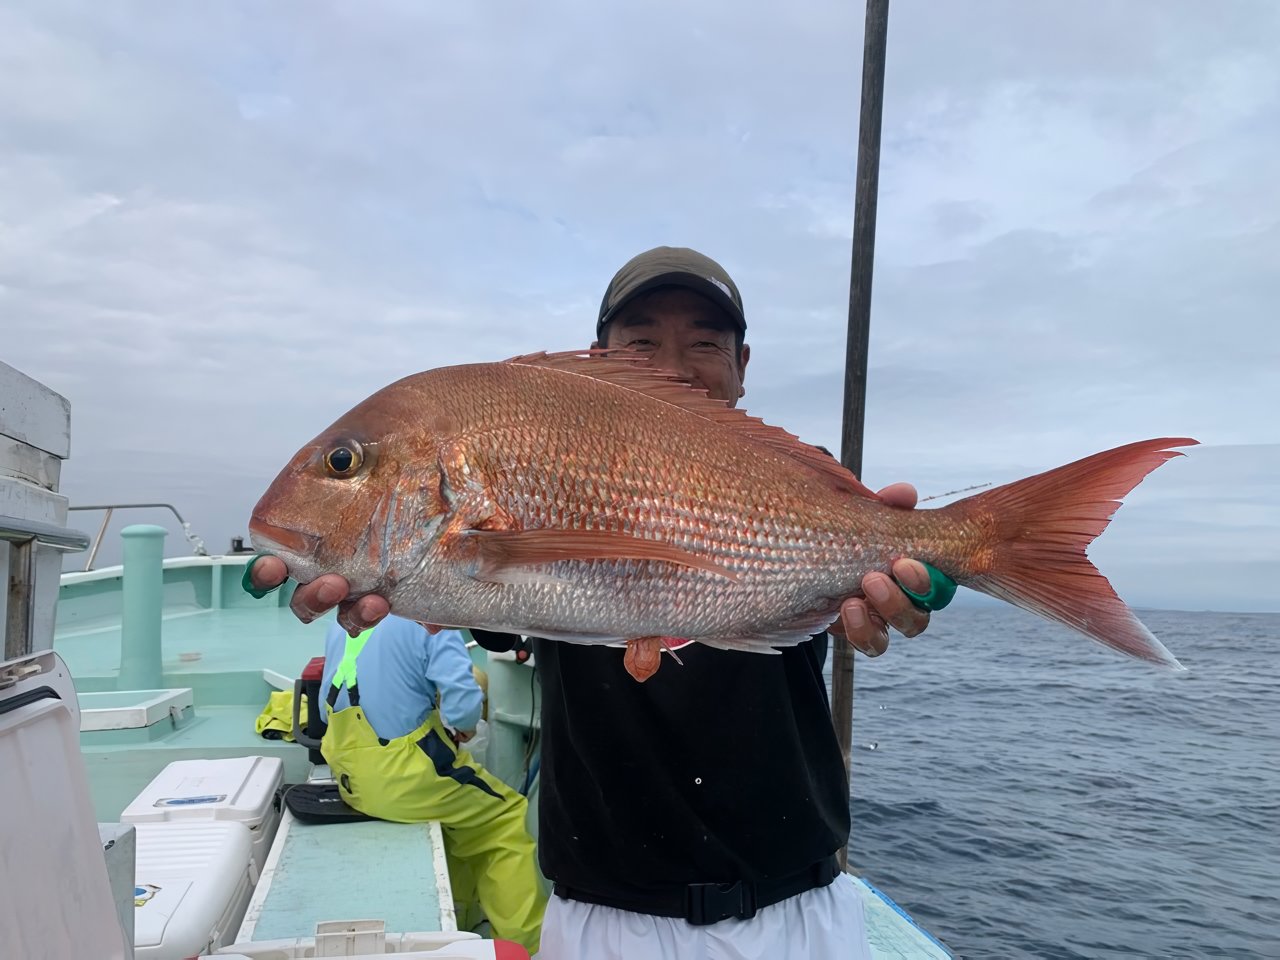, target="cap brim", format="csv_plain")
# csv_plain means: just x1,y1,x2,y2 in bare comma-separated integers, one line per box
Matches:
597,271,746,338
